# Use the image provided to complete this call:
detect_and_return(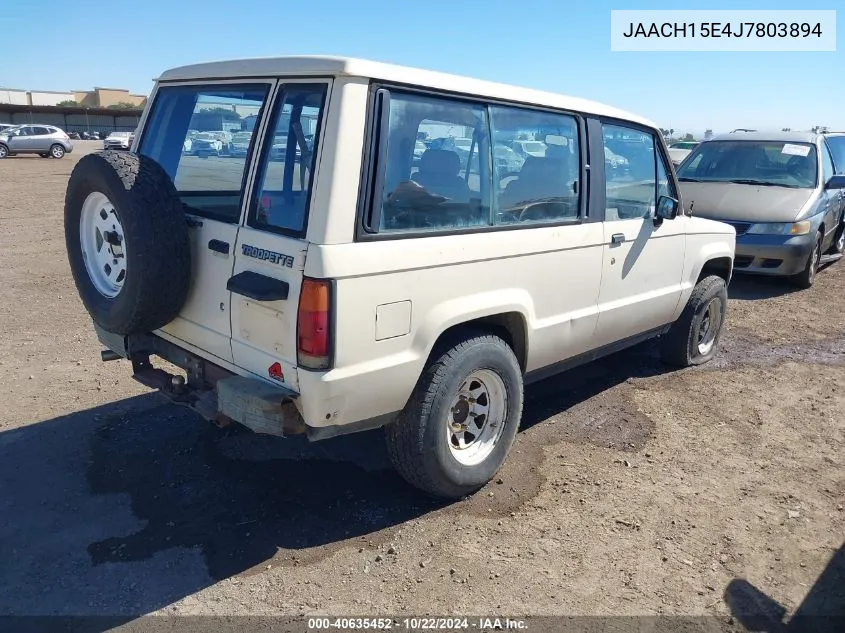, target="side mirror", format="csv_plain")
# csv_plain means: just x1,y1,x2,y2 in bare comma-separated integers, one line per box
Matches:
825,174,845,189
656,195,680,220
